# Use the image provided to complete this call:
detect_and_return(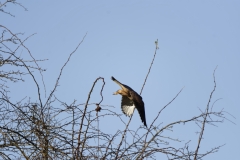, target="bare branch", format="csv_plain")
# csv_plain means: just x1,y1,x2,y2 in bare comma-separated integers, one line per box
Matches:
44,33,87,108
194,66,217,160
